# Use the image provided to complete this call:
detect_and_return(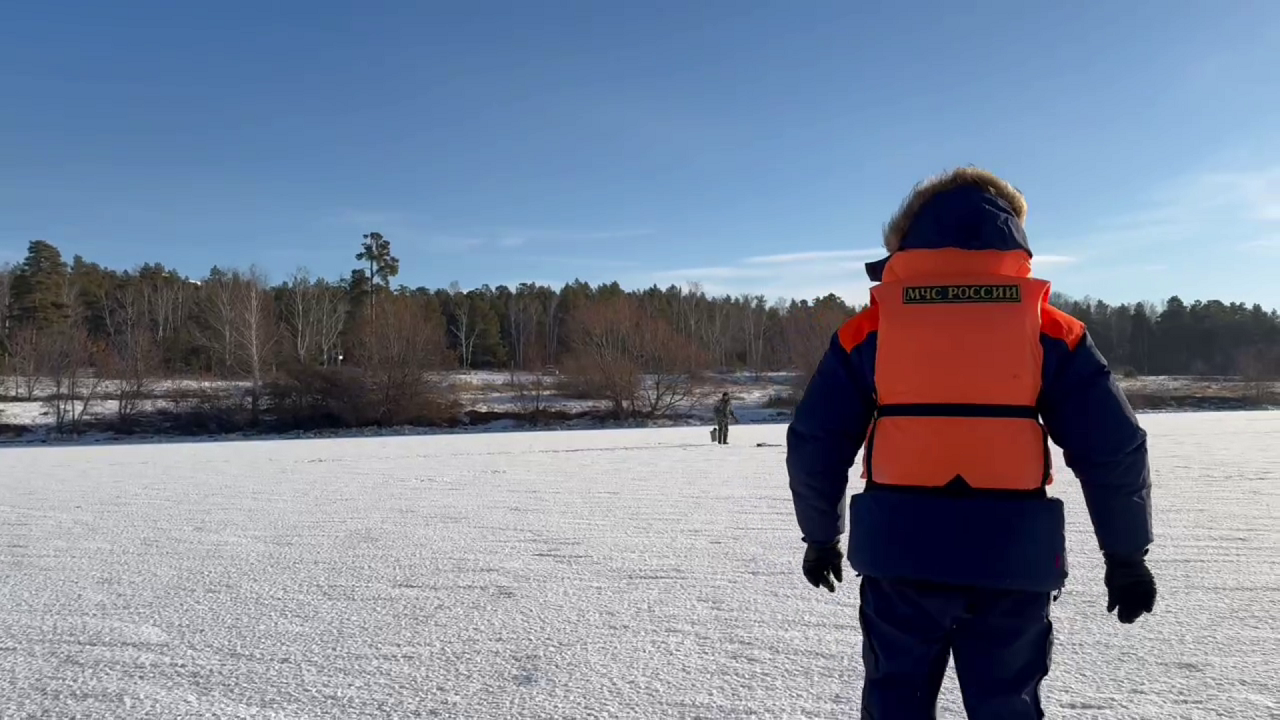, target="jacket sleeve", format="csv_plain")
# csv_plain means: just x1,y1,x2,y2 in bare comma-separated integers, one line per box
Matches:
1039,308,1153,559
787,324,878,546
